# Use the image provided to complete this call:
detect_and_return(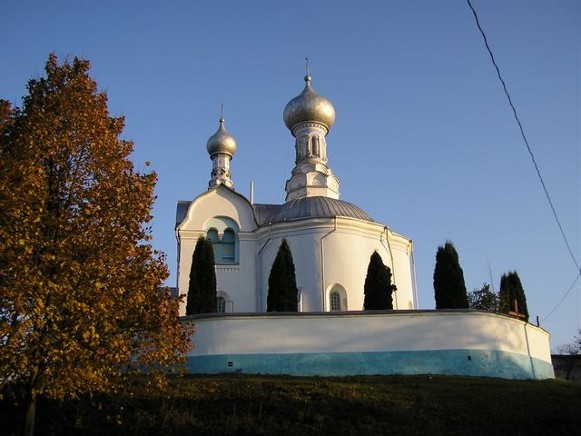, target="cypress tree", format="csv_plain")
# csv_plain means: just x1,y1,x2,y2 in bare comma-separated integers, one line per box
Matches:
186,236,217,315
433,241,469,309
499,271,529,321
364,251,395,310
267,239,298,312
